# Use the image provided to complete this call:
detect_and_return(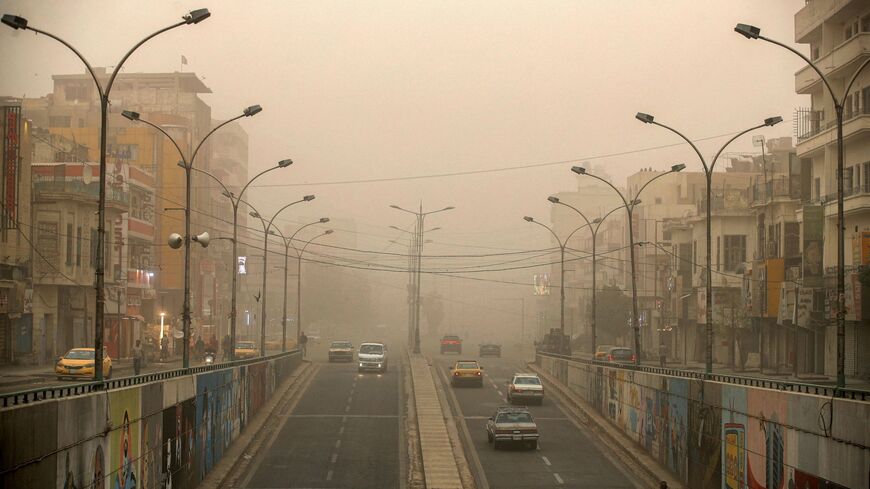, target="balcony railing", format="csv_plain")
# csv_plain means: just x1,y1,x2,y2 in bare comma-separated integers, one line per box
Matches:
33,177,129,206
795,105,870,141
816,184,870,204
751,176,799,204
